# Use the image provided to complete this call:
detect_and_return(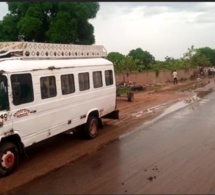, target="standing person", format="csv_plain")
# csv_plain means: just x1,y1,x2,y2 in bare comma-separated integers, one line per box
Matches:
199,65,204,76
211,66,215,80
172,70,178,85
